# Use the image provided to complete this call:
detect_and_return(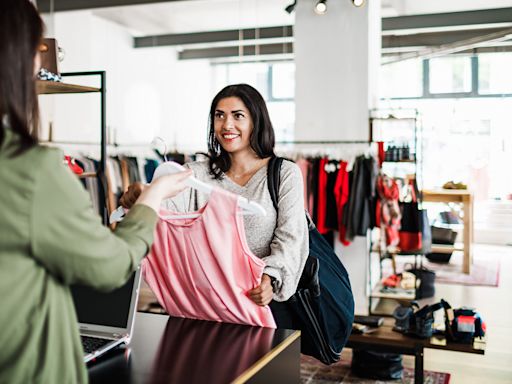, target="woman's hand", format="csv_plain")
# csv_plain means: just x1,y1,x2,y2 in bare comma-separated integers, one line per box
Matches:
130,170,193,213
120,182,145,209
247,274,273,306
